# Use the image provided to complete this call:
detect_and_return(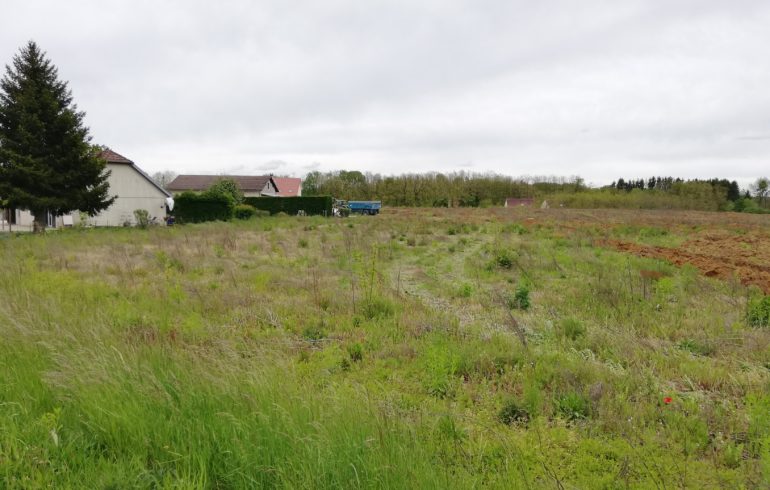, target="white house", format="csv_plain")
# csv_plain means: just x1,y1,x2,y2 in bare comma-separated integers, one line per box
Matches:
1,149,171,231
